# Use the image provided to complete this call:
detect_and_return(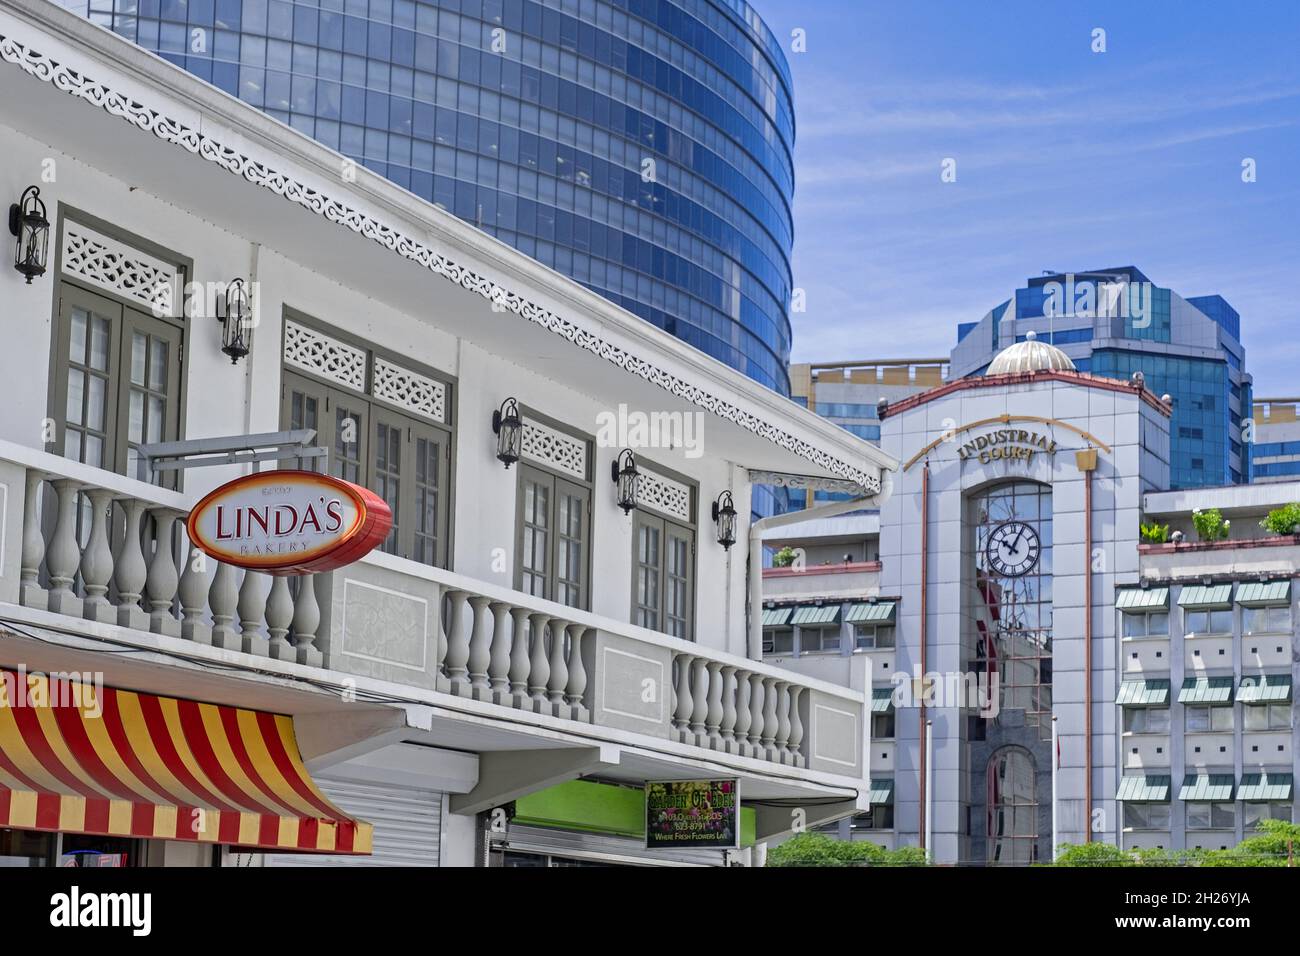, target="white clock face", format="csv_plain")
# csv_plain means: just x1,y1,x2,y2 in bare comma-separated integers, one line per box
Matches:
985,521,1041,577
